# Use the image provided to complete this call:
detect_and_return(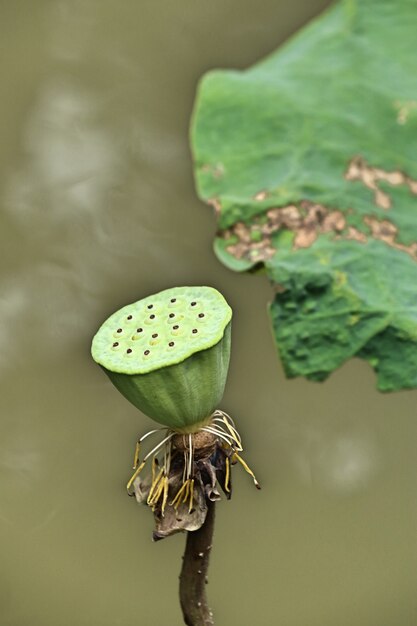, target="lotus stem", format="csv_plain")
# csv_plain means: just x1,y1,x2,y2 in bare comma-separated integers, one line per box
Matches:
179,499,216,626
